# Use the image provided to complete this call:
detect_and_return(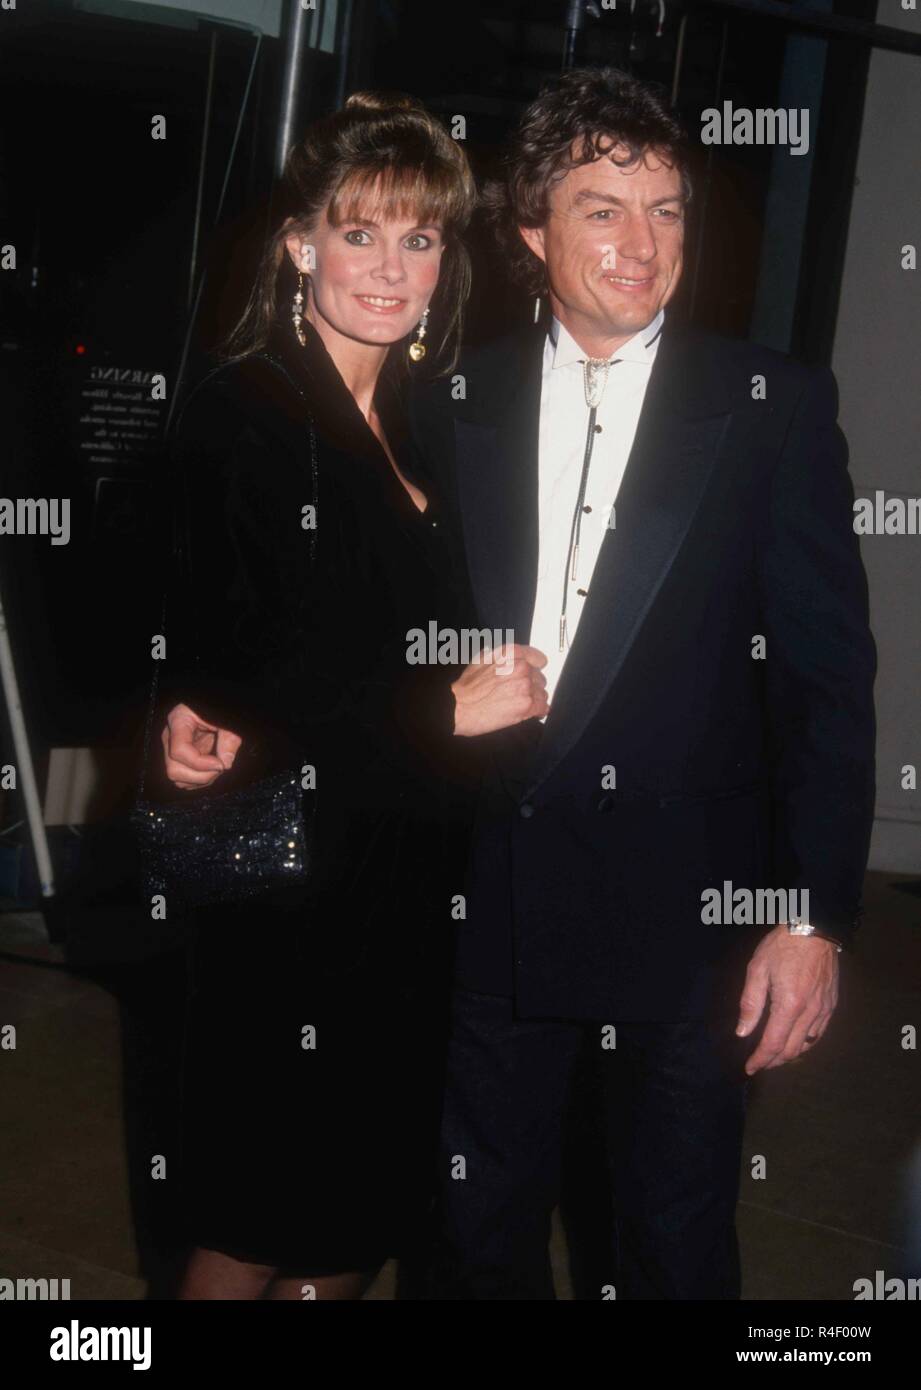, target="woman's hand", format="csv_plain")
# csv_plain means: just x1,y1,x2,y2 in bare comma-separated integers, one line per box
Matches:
451,644,549,736
161,703,242,790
